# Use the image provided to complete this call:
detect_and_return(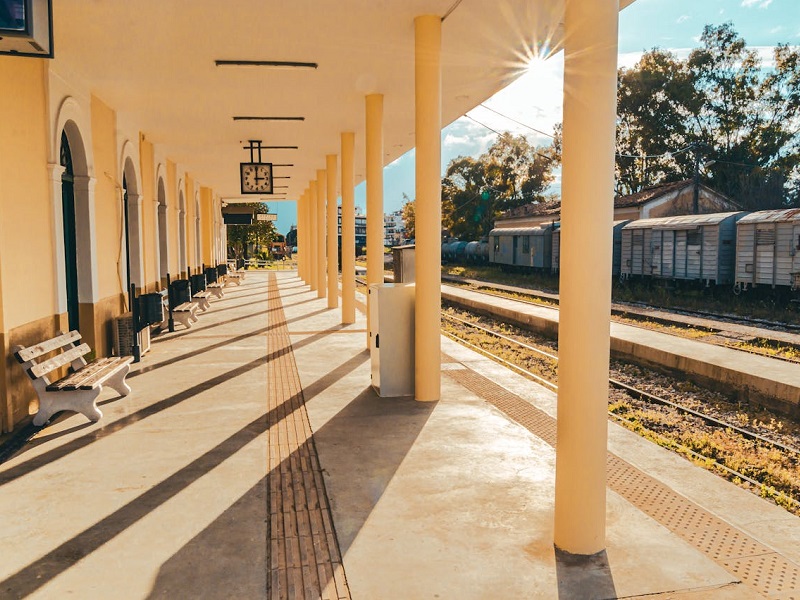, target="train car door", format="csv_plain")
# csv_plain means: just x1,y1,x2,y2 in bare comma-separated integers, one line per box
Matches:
512,236,519,266
686,228,702,280
754,225,776,285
